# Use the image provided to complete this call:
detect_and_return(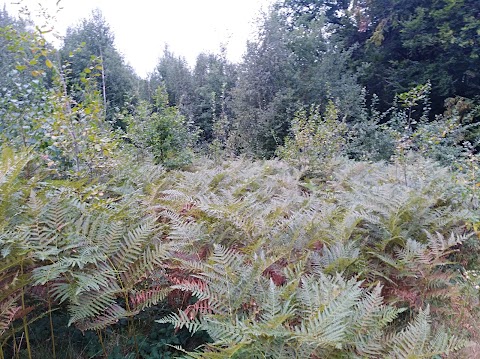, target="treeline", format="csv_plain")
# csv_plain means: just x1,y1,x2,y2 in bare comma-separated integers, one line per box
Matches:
1,0,479,166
